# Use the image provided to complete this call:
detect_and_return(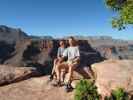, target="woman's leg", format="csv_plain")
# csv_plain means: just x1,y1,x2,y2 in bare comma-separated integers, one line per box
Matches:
51,58,58,75
60,69,67,82
49,58,58,80
56,62,68,82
